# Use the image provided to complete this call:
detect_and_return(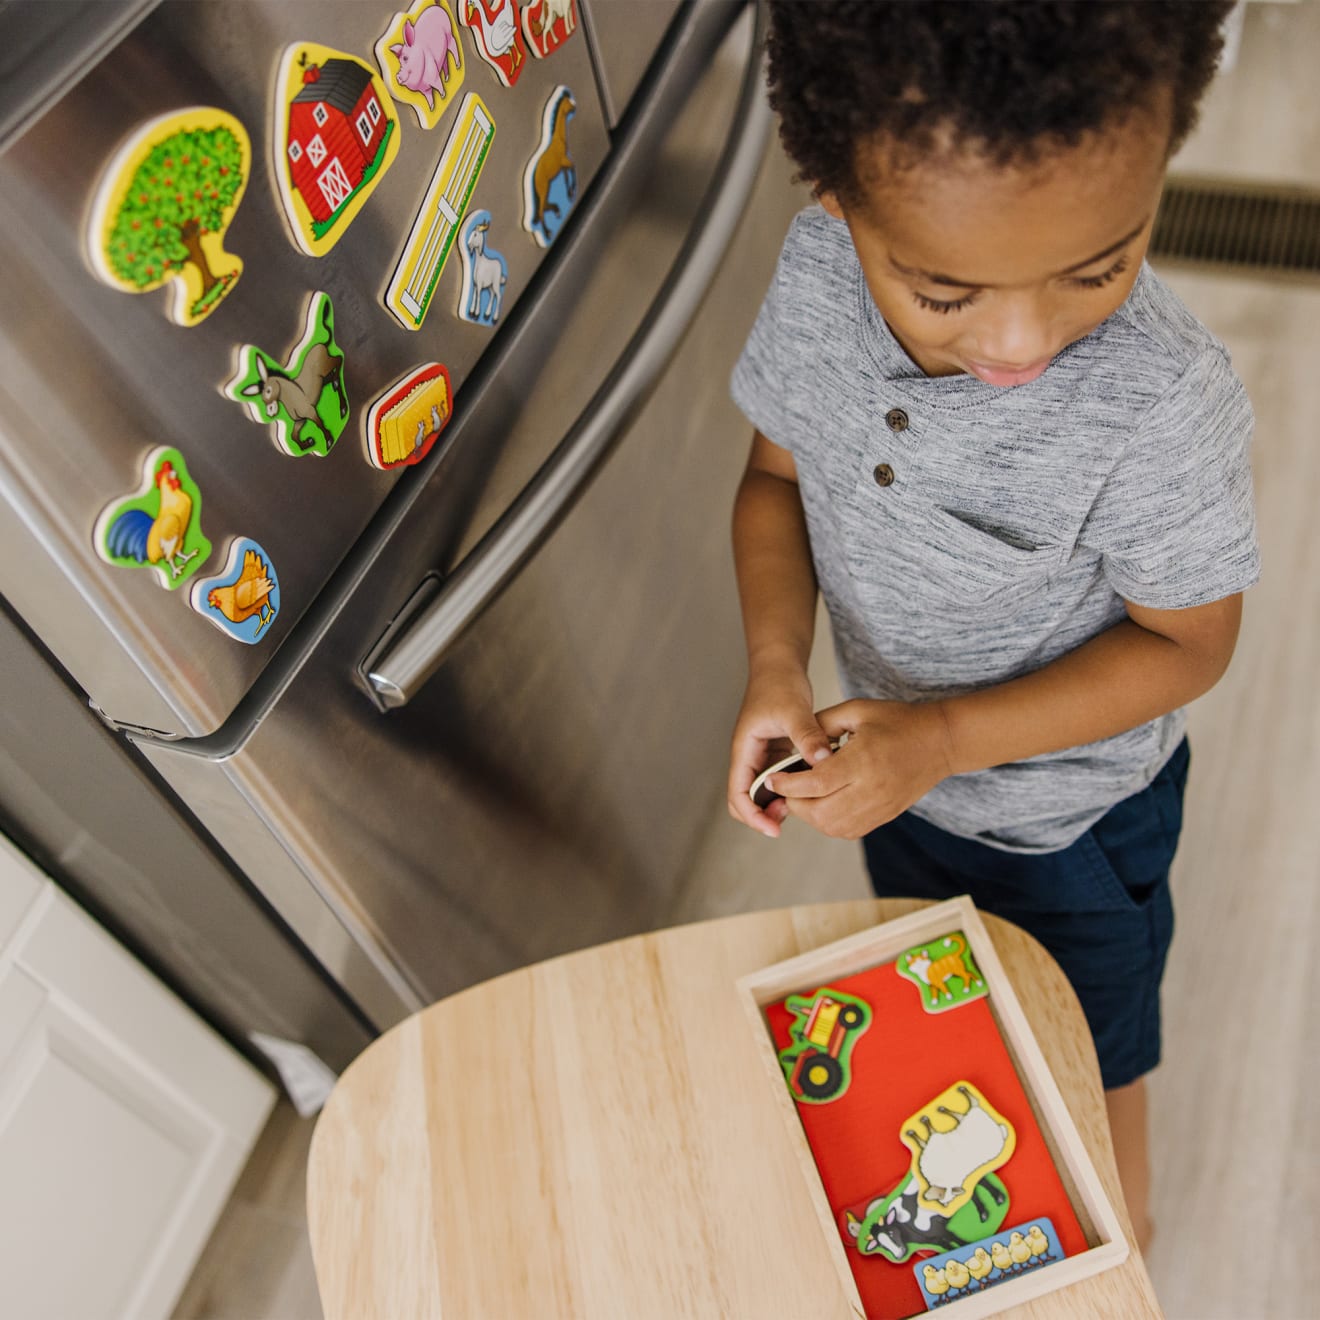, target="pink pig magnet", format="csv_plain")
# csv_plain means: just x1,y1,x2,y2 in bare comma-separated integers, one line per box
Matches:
375,0,466,131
